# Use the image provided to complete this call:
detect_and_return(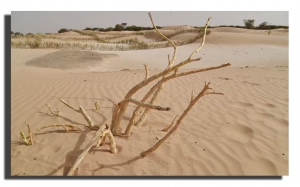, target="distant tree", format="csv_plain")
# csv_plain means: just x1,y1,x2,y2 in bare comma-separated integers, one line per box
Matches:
98,28,105,32
58,28,69,33
92,27,99,31
26,33,34,36
258,21,268,29
243,19,255,29
84,27,92,30
114,24,124,31
105,27,114,32
11,31,14,35
14,32,23,36
121,23,127,29
142,27,153,30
